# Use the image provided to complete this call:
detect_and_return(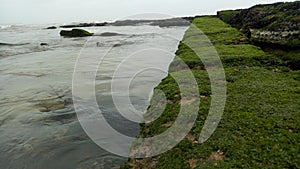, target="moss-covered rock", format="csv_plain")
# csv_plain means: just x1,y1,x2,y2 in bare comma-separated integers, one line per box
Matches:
36,99,66,112
60,29,94,37
217,1,300,48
